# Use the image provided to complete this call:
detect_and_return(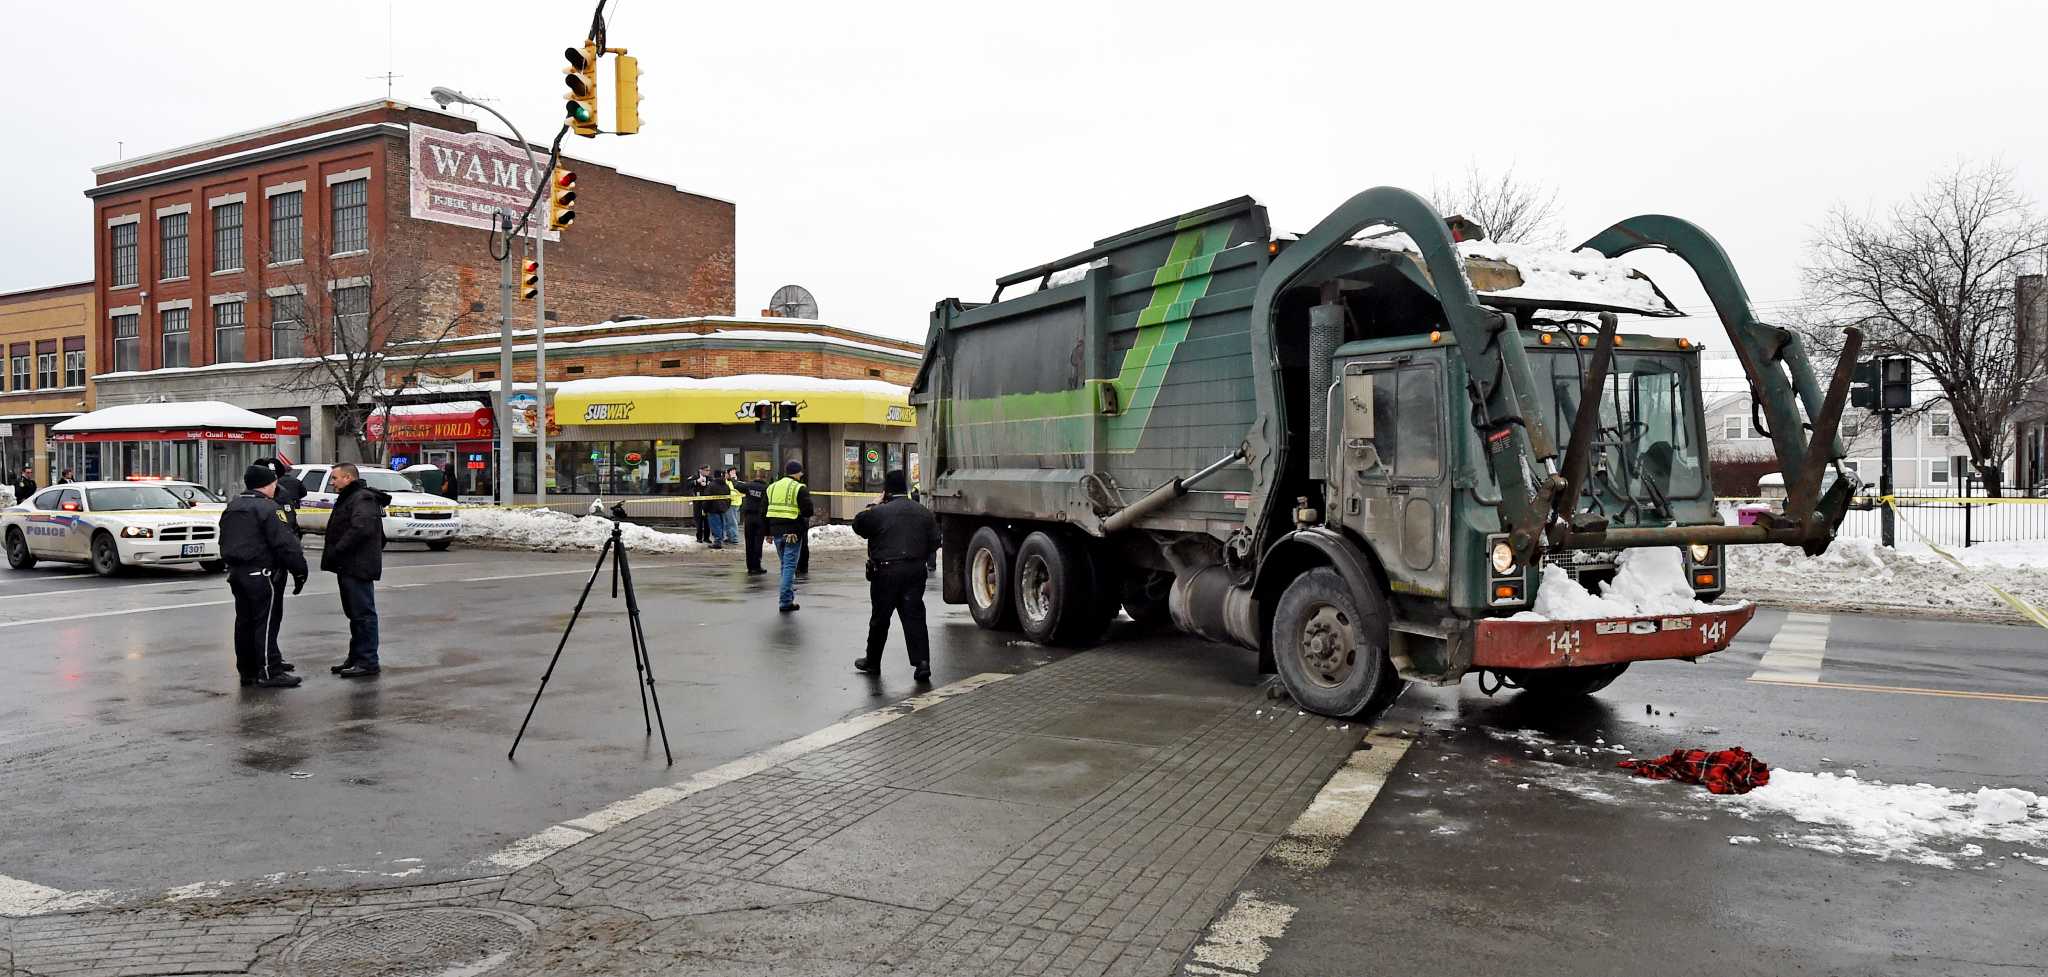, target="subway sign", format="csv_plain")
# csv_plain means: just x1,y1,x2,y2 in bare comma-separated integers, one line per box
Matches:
582,402,636,422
